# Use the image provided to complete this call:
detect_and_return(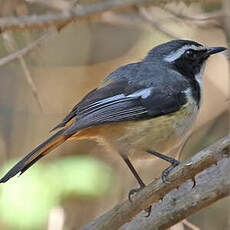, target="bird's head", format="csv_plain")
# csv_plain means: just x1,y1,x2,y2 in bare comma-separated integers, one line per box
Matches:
145,40,226,79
